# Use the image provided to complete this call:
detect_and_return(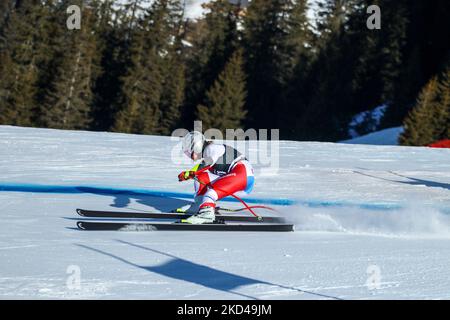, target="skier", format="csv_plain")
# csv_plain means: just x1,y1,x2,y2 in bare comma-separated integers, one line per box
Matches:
177,131,255,224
